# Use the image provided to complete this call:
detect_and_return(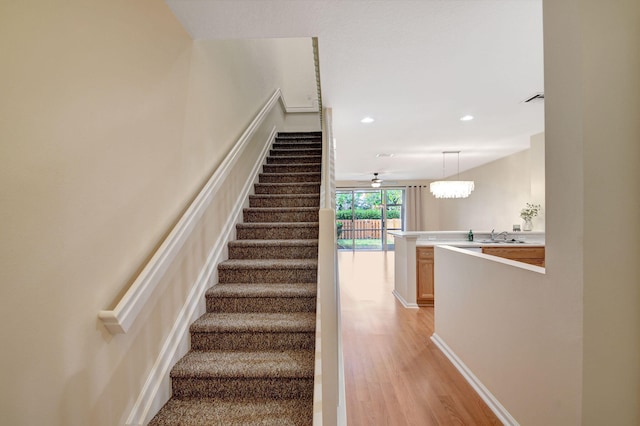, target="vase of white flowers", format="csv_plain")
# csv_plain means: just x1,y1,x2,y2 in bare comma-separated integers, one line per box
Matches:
520,203,541,231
